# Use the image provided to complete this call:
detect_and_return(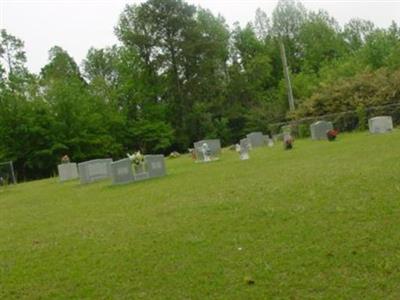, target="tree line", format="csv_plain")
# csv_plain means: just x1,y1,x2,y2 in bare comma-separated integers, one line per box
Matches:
1,0,399,180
